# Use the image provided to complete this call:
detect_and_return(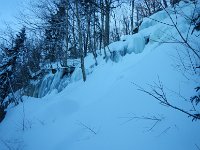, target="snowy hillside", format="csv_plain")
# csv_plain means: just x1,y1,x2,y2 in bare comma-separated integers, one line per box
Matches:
0,1,200,150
